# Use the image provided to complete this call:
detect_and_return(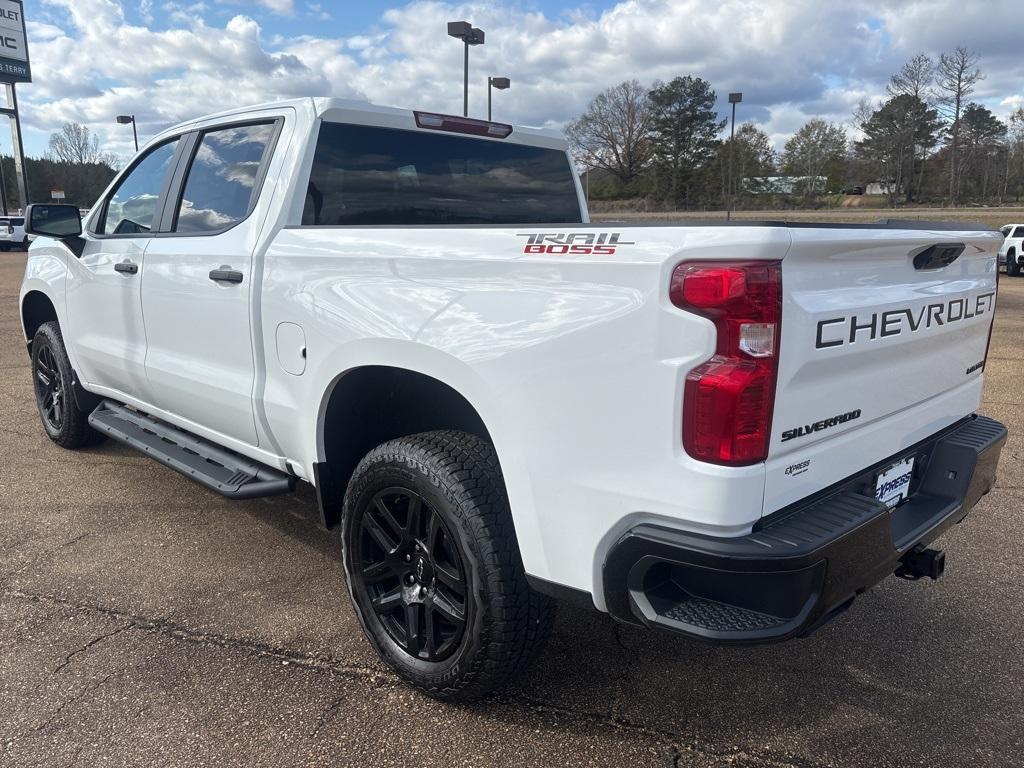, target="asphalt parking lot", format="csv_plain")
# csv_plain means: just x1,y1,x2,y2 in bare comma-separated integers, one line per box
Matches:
1,251,1023,768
